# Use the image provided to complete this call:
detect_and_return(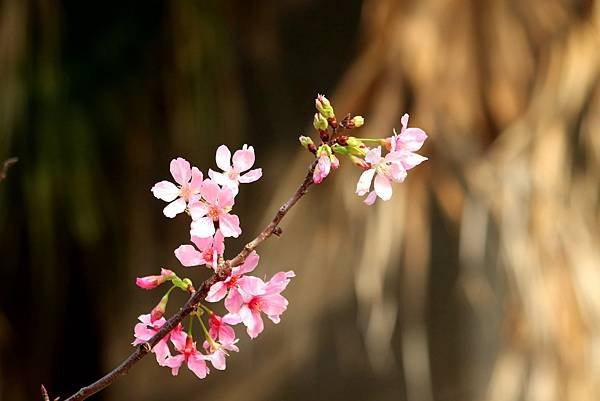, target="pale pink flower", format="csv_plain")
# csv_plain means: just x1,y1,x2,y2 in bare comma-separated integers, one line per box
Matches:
208,145,262,192
135,268,175,290
151,158,203,218
203,340,239,371
205,251,261,304
189,180,241,238
355,146,407,205
174,230,225,270
132,314,172,366
224,271,295,339
386,113,428,170
163,326,210,379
